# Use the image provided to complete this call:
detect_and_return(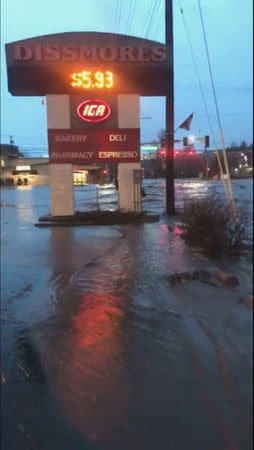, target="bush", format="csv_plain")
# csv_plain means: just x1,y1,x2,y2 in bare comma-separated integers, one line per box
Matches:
180,194,250,259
